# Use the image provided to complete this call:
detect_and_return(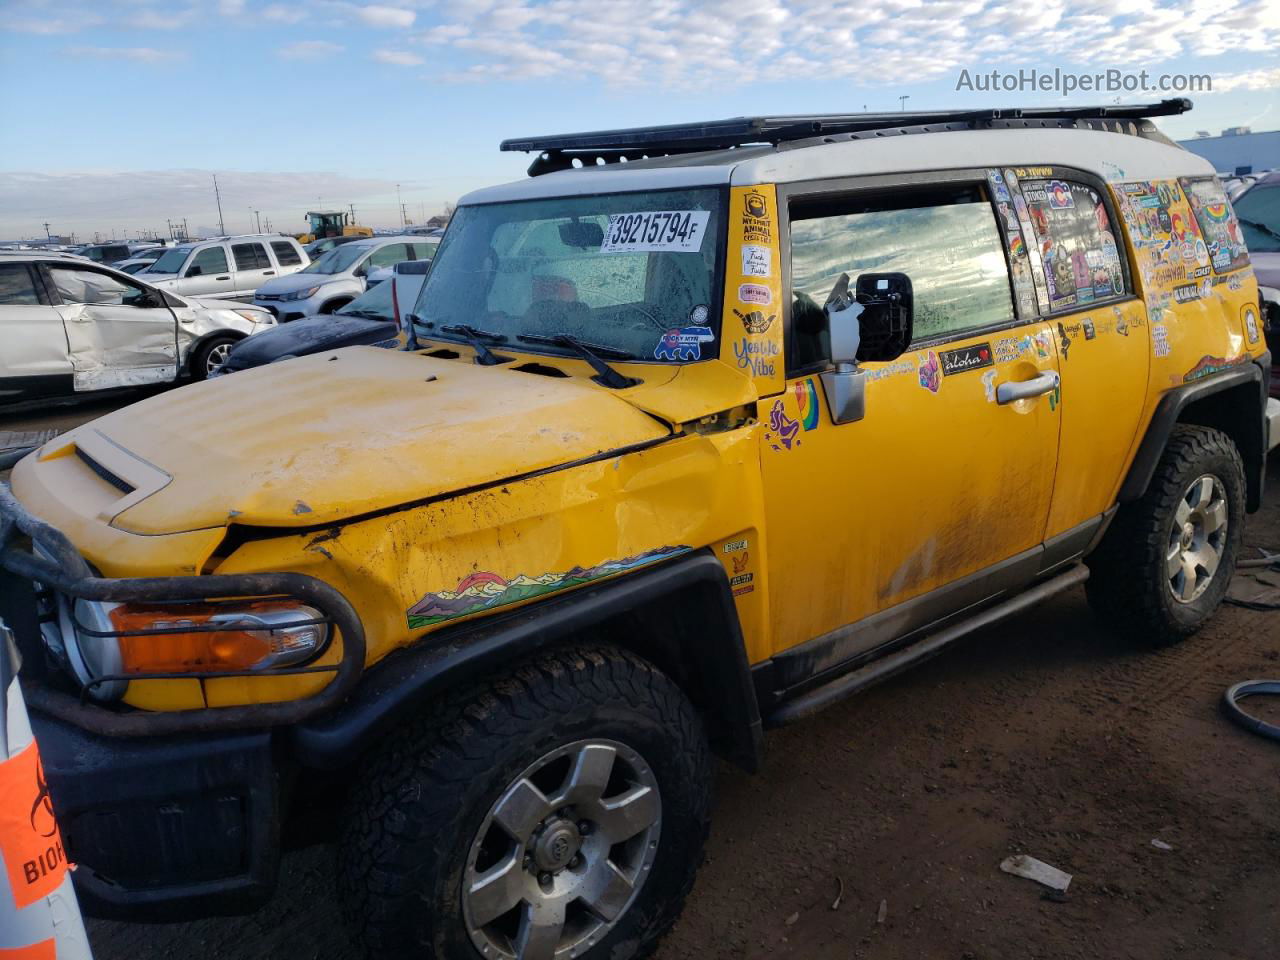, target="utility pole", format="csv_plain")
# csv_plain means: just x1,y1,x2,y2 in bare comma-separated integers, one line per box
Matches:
898,94,910,111
212,174,226,236
42,222,51,240
255,209,262,233
396,183,404,225
264,215,271,232
183,217,189,239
